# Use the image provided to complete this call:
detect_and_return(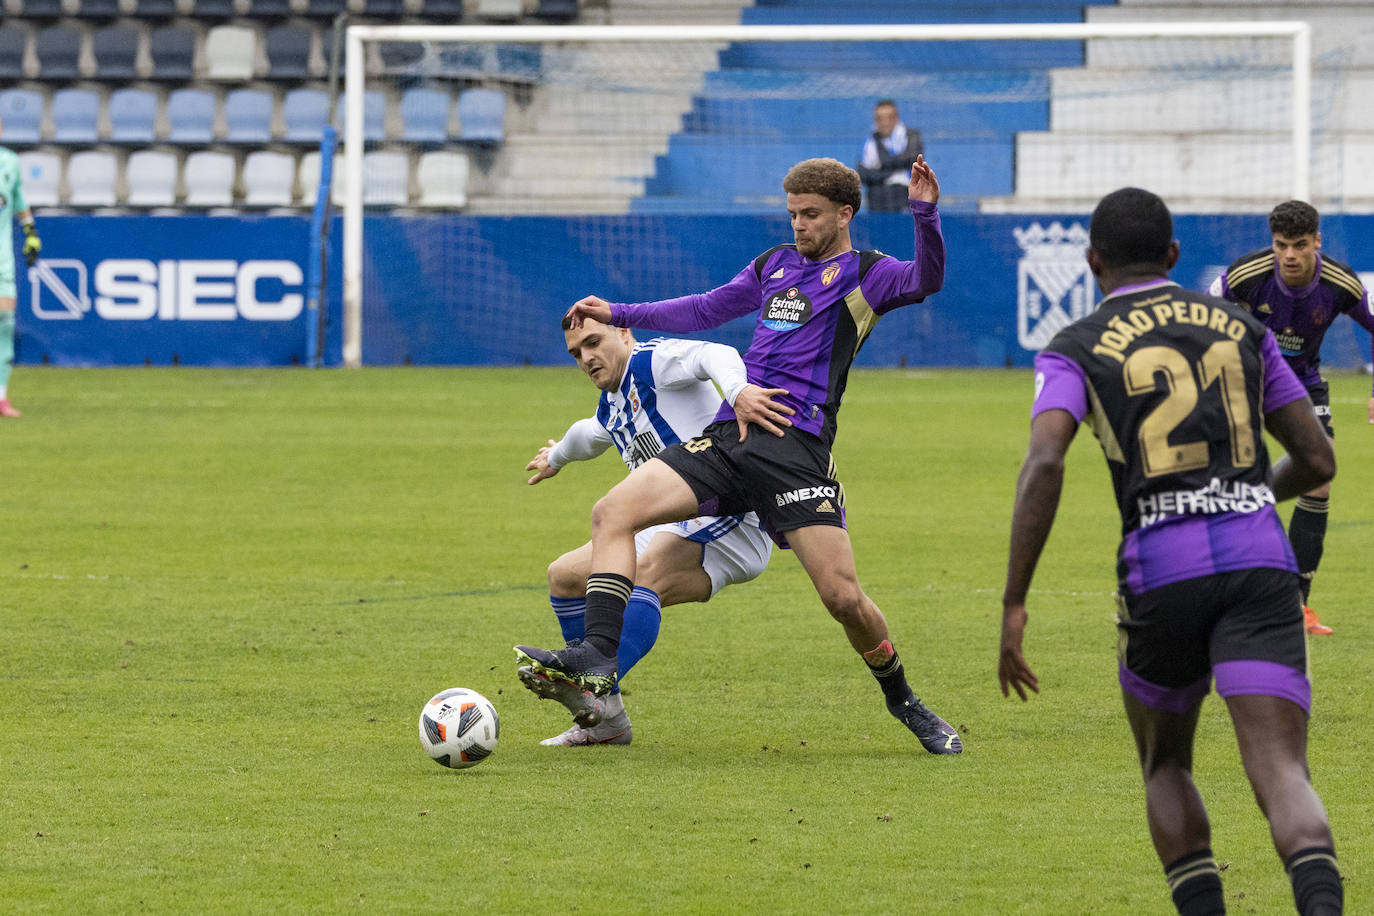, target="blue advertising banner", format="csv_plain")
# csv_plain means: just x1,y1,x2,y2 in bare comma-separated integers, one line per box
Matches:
15,212,1374,371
